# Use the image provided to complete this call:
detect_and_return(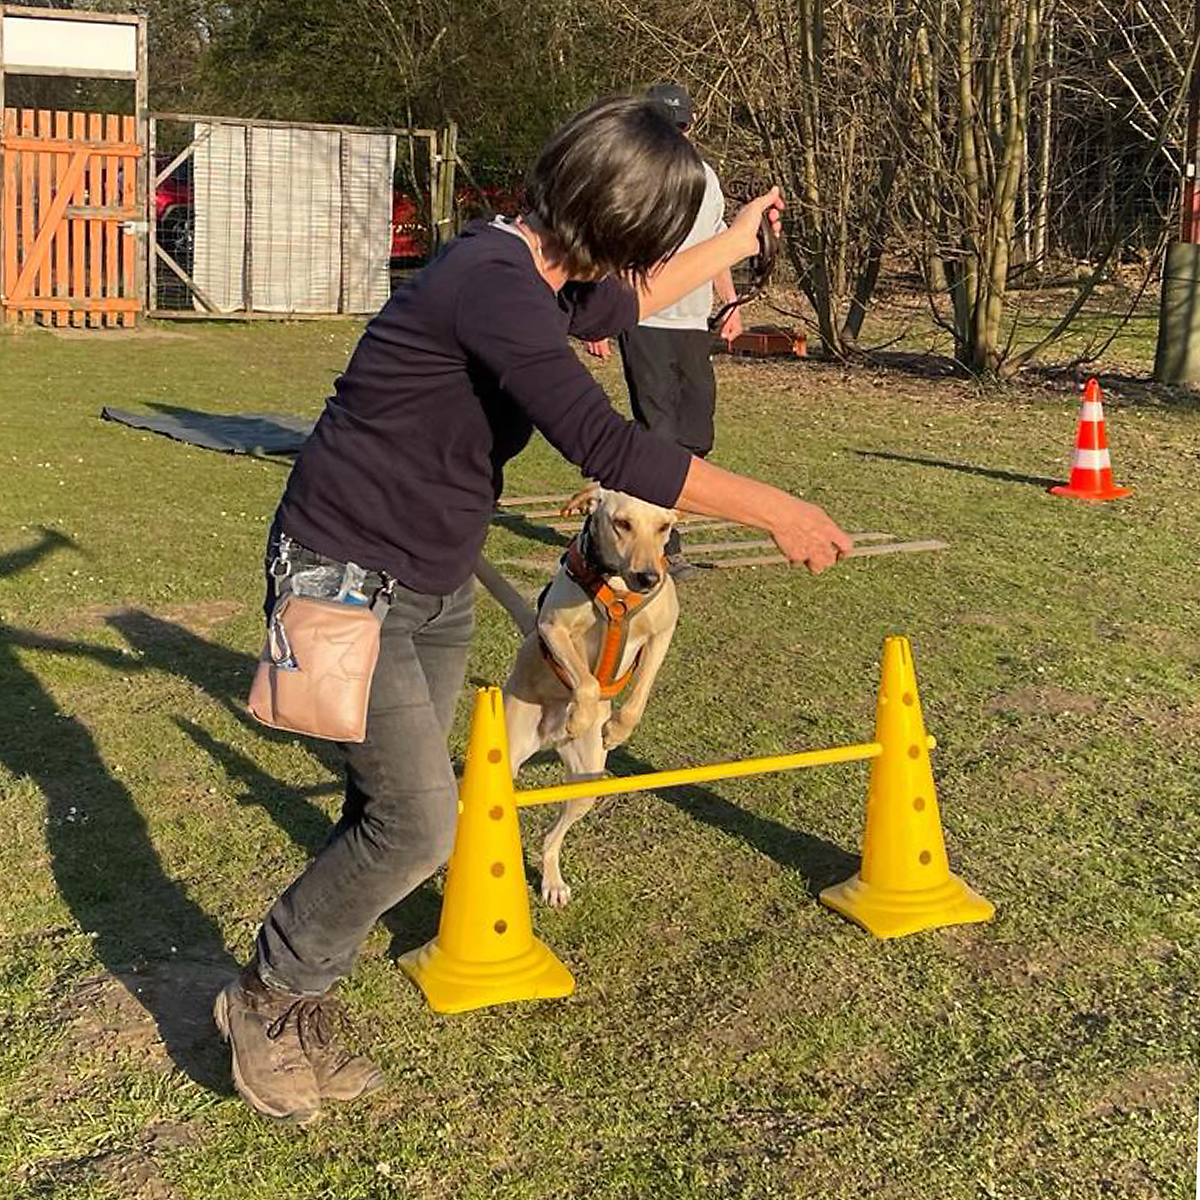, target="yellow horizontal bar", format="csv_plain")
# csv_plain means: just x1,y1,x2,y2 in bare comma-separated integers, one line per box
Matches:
514,740,885,808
